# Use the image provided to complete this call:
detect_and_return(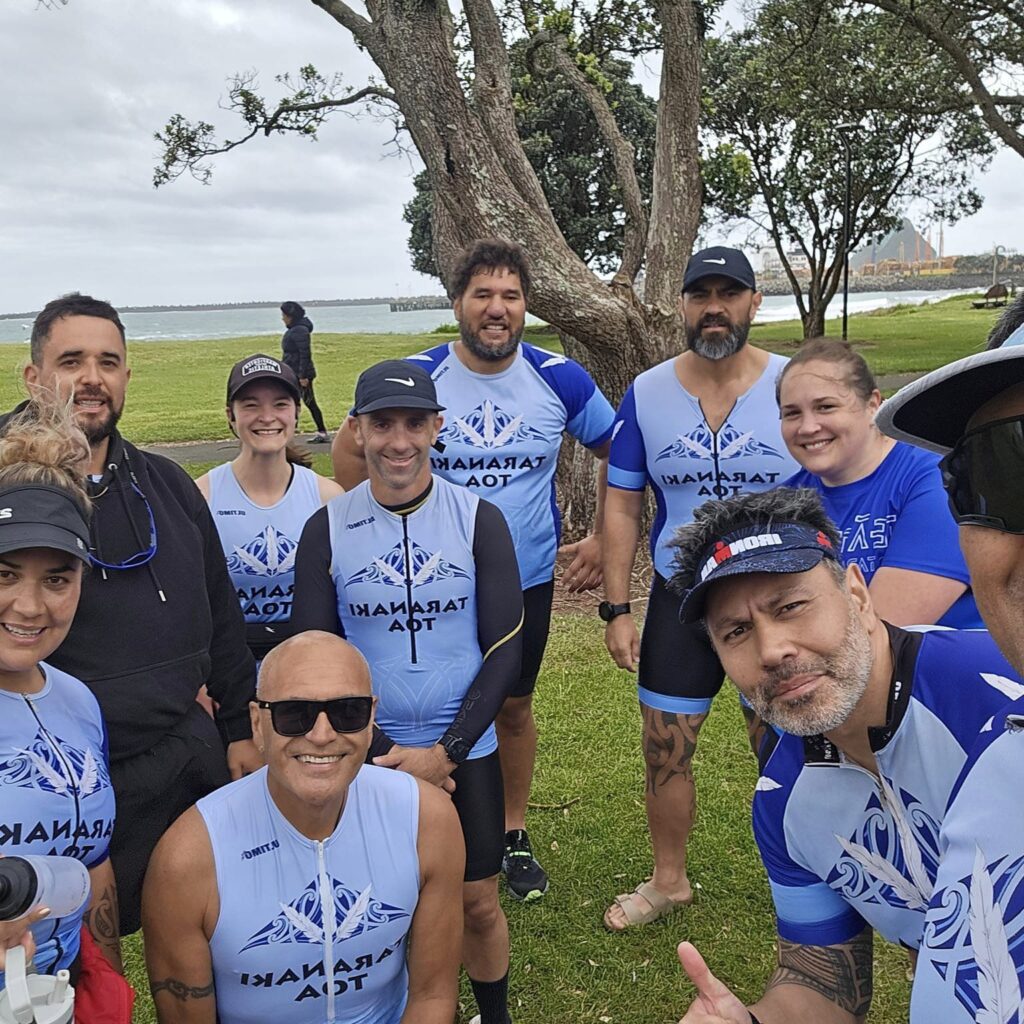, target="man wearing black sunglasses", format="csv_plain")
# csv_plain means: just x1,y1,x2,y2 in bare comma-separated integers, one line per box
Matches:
878,295,1024,1022
143,631,464,1024
0,293,260,938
